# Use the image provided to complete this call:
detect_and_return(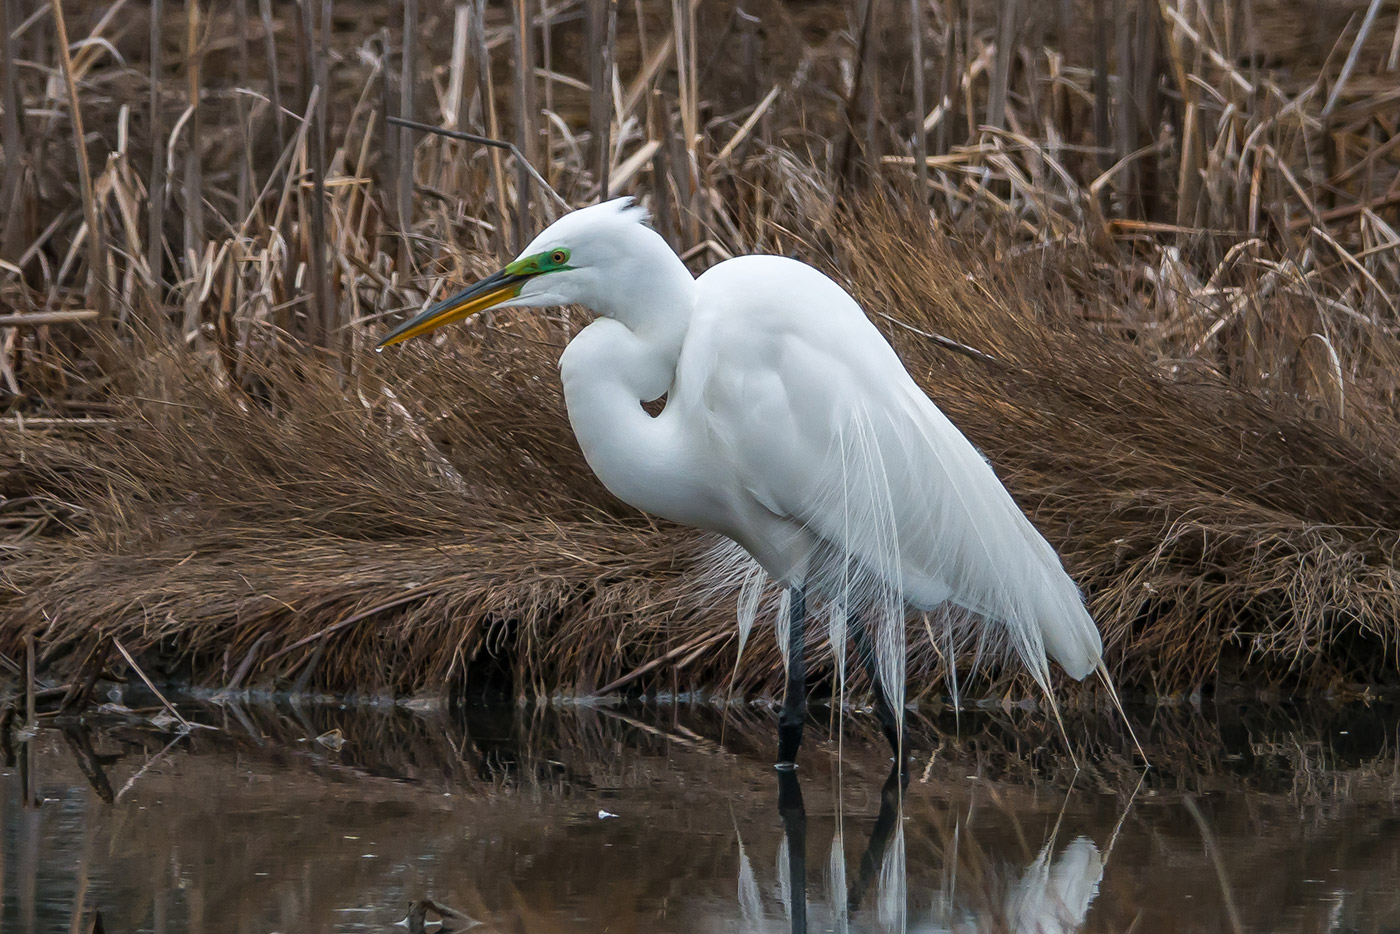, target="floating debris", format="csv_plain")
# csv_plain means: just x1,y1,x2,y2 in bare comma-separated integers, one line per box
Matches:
315,728,345,751
398,898,480,932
